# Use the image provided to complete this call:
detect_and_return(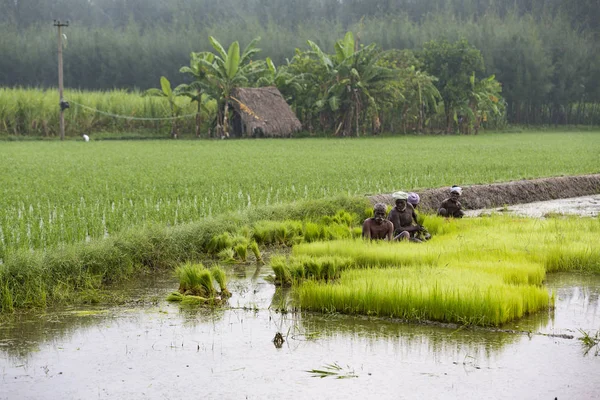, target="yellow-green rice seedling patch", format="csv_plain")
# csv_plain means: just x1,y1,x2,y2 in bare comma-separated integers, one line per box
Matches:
296,267,551,326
